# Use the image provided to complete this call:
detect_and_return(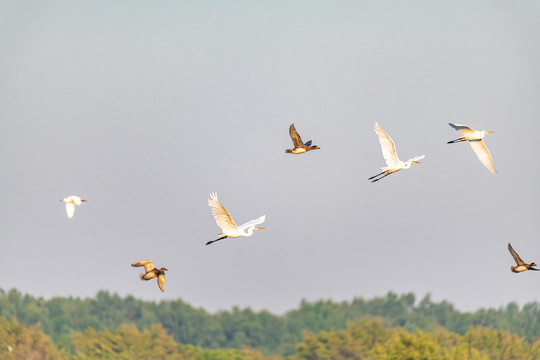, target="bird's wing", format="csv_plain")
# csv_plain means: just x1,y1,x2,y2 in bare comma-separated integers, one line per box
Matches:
208,193,238,233
65,203,75,218
469,140,496,174
448,123,476,135
132,260,155,272
374,122,400,167
71,196,82,205
157,274,165,292
508,243,525,266
237,215,266,232
289,124,304,147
